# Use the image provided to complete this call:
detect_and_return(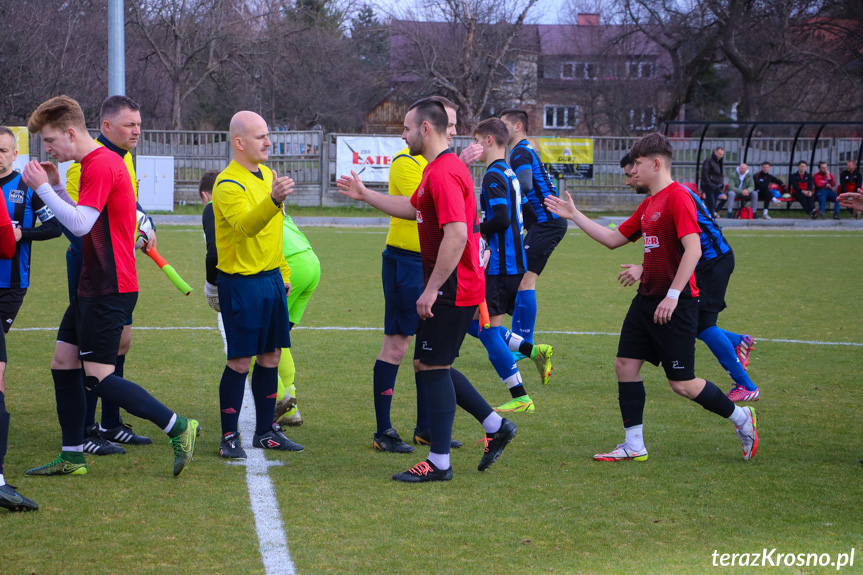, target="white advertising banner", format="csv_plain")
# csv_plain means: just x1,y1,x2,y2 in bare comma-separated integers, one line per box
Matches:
336,135,406,184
